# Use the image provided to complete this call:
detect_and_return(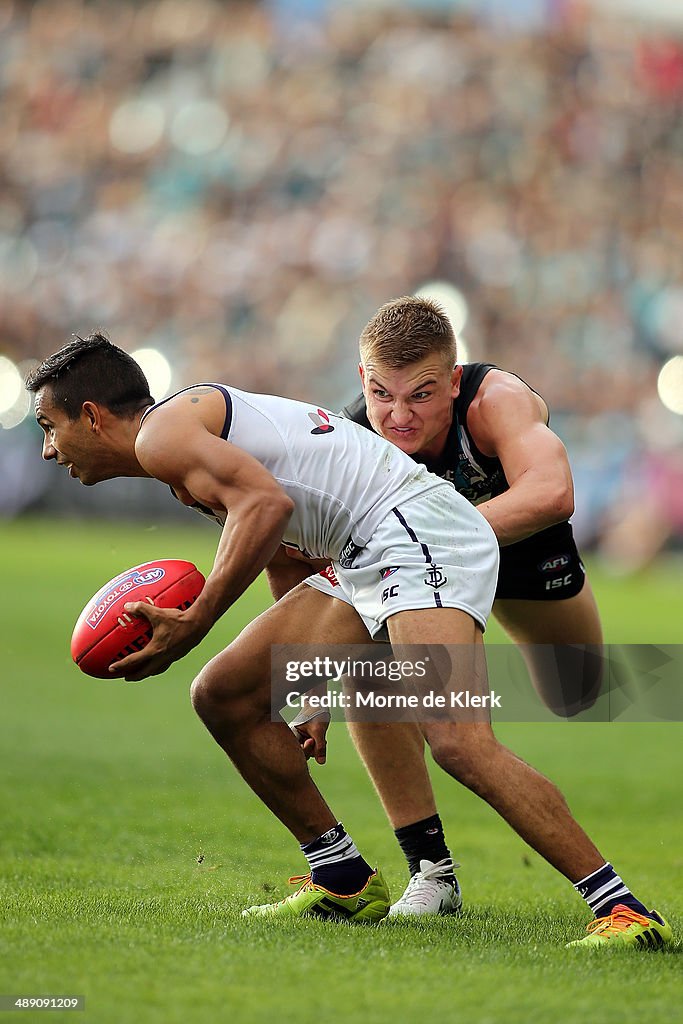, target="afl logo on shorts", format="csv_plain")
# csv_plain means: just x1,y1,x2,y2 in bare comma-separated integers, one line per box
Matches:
380,567,400,580
539,554,571,573
308,409,335,434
